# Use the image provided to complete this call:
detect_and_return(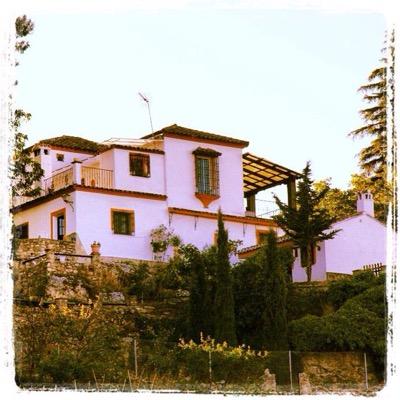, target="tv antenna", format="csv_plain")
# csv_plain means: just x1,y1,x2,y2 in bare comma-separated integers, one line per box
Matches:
138,92,154,133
